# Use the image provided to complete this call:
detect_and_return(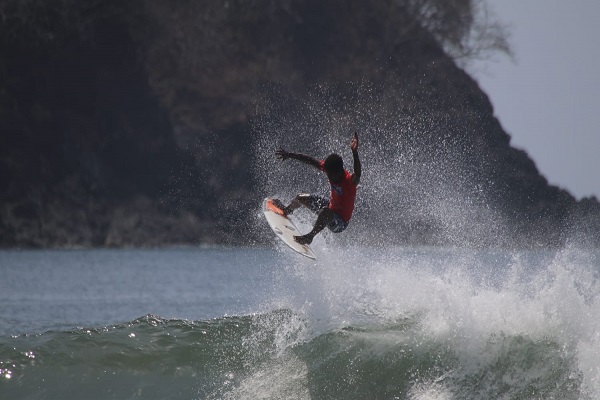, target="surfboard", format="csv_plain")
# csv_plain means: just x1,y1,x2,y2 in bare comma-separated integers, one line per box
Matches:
263,197,316,260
